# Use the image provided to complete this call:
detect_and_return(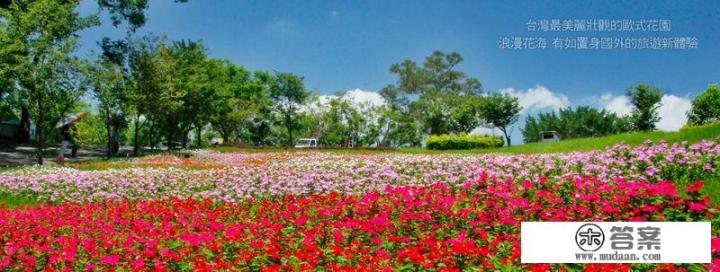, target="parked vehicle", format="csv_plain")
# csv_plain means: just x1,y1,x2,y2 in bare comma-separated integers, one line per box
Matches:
295,138,318,148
